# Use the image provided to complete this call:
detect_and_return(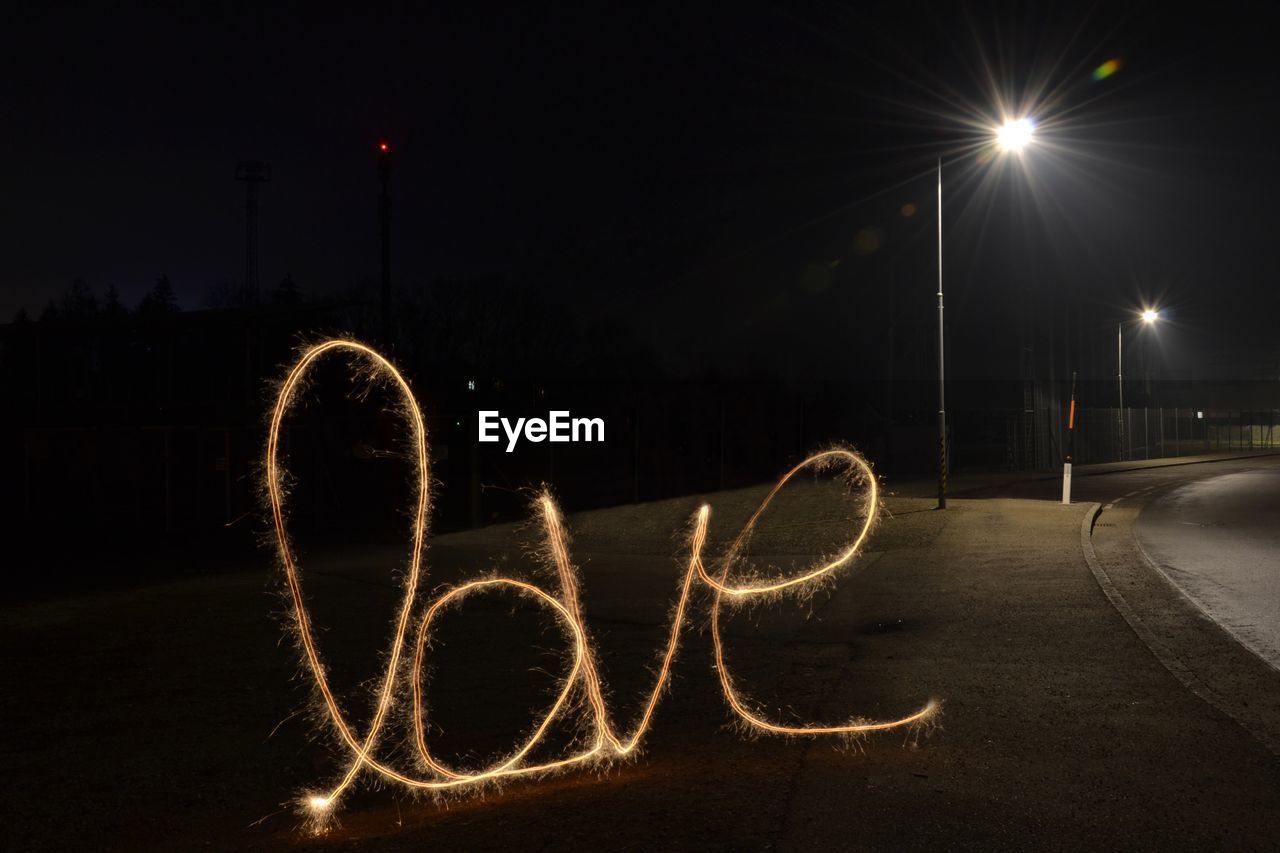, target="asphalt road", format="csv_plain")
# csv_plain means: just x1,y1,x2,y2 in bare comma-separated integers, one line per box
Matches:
1133,466,1280,670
